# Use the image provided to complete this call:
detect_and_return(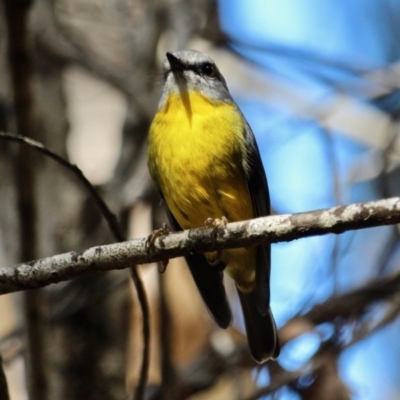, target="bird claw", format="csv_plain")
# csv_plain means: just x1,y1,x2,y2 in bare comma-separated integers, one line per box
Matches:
145,223,170,249
204,216,228,266
204,216,228,237
146,223,170,270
